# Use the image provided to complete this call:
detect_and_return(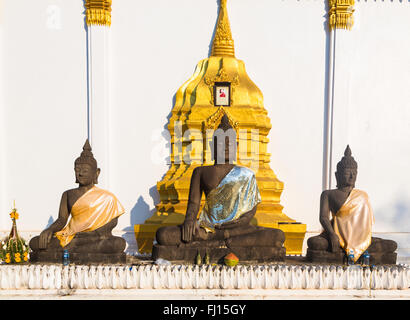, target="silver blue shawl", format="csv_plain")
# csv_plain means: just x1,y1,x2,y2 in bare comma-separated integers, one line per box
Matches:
197,166,261,232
